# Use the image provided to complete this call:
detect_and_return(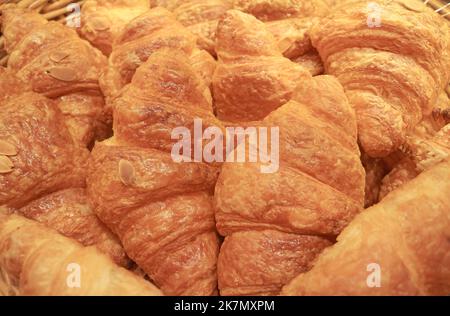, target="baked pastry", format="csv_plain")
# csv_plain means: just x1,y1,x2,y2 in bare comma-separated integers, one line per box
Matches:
88,49,221,296
1,7,109,147
361,152,389,207
379,92,450,199
0,214,162,296
212,10,310,122
310,0,450,157
100,7,216,100
215,75,365,295
232,0,329,21
150,0,232,56
0,90,127,266
282,160,450,295
79,0,149,56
